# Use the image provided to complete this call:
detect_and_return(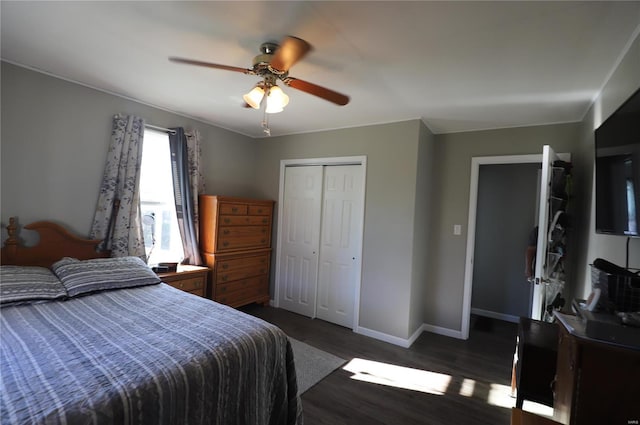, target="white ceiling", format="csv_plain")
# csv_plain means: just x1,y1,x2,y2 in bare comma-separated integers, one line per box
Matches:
2,1,639,138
